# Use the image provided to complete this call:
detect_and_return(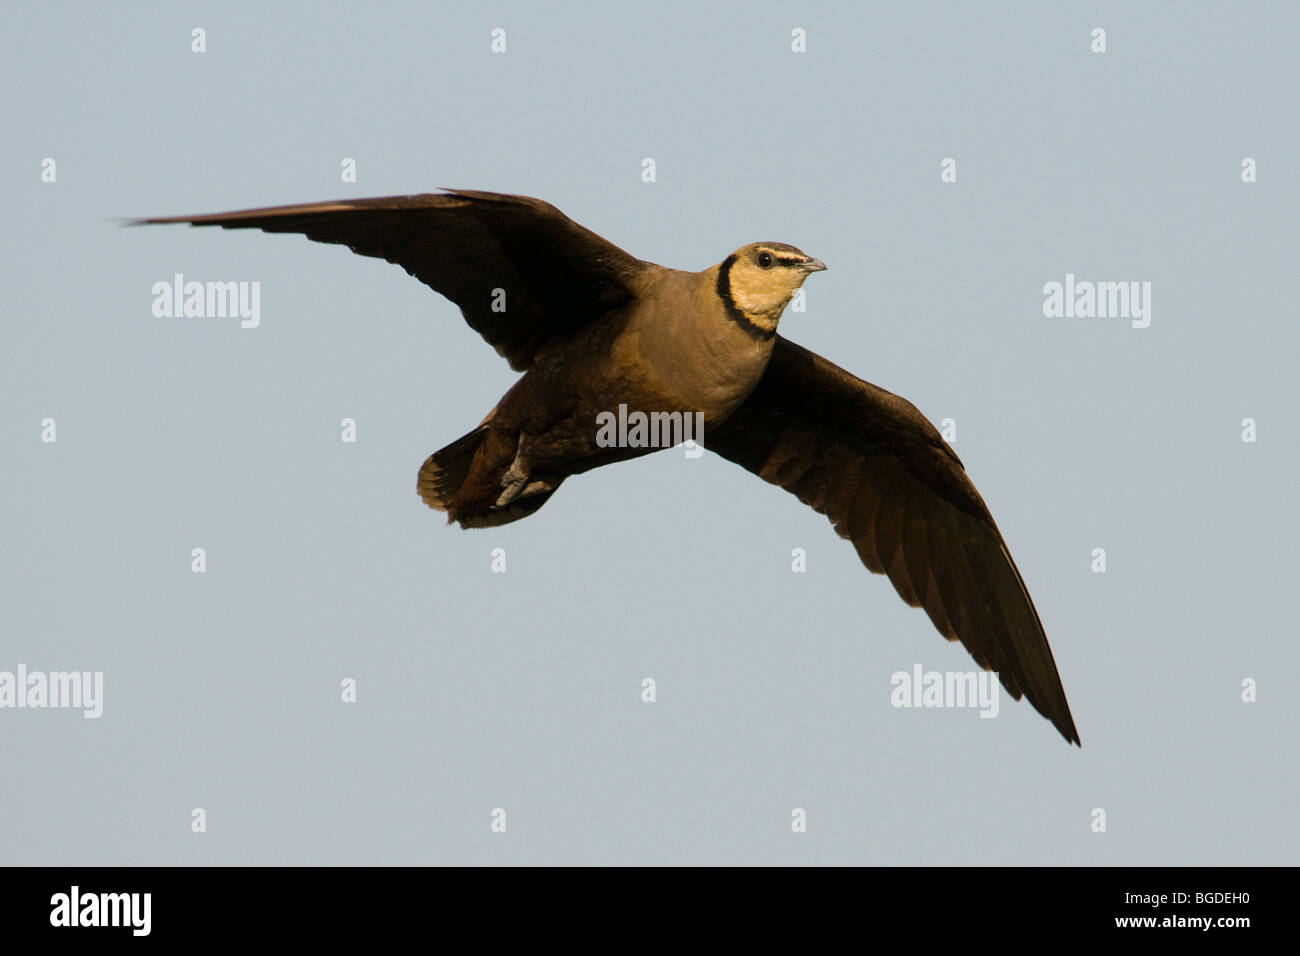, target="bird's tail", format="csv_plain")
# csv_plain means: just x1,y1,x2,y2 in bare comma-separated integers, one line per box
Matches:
417,424,562,528
418,425,489,513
